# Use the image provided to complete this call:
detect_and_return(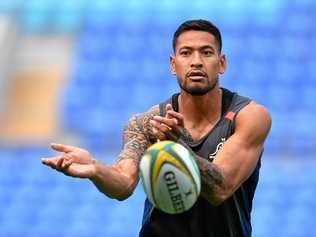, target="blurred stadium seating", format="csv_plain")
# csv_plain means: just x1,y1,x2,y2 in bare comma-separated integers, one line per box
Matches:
0,0,315,236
